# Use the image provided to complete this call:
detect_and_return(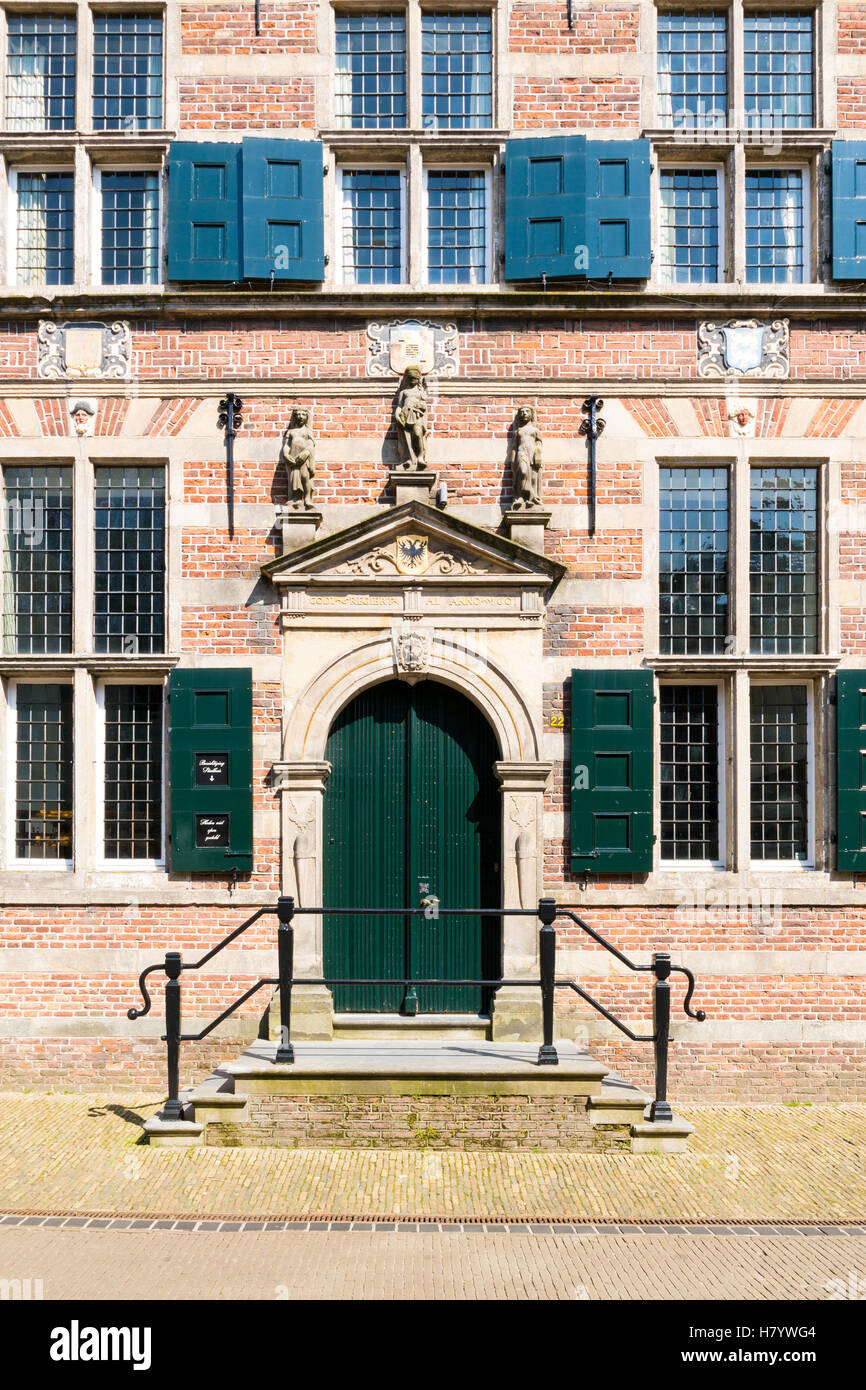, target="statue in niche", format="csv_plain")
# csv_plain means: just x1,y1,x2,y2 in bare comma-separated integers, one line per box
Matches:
510,405,543,509
280,406,316,510
393,365,429,470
